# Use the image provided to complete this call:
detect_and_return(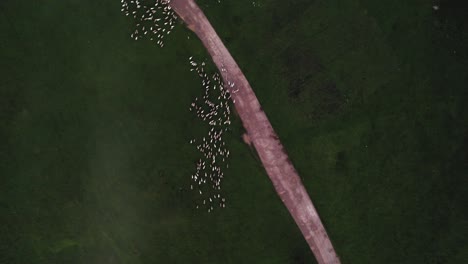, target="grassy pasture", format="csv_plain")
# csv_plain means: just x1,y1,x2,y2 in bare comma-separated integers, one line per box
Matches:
1,0,466,263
